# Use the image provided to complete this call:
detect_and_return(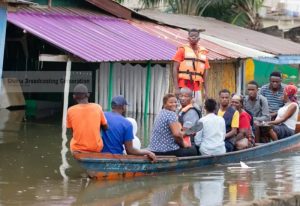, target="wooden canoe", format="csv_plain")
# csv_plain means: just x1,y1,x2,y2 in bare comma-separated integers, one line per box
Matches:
73,133,300,180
